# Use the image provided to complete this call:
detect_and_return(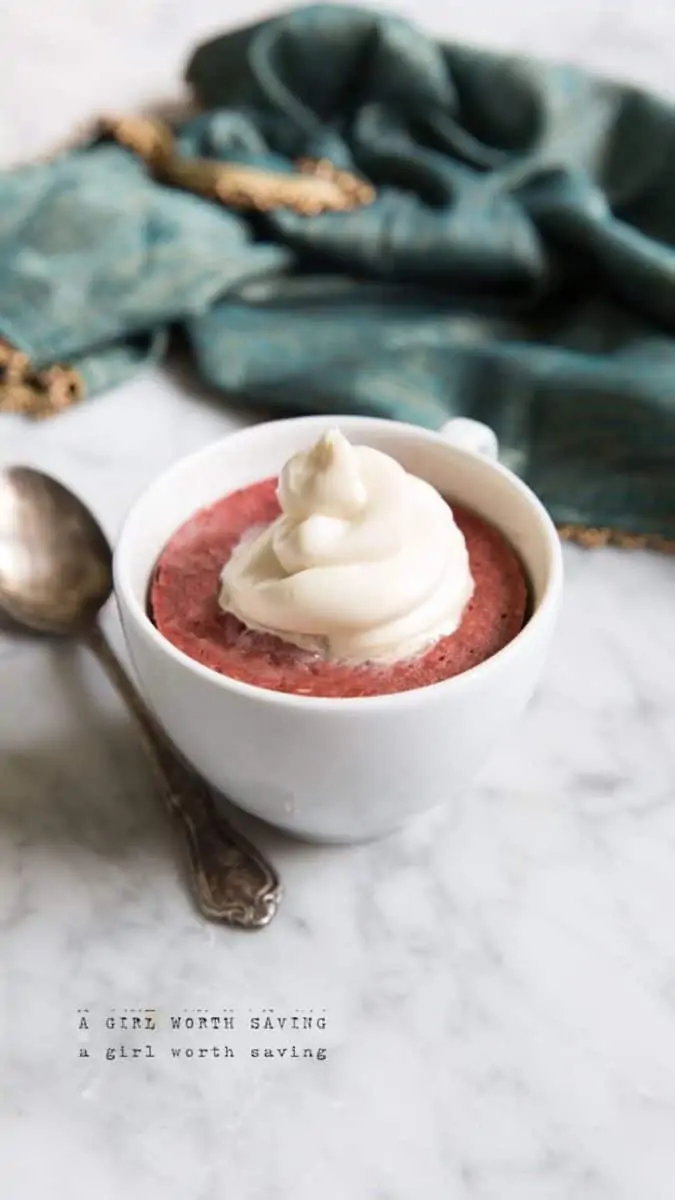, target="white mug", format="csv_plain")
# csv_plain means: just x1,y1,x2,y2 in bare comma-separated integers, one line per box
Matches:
114,415,563,843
